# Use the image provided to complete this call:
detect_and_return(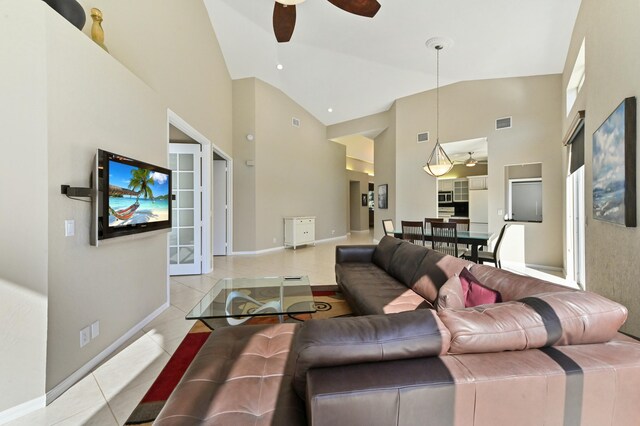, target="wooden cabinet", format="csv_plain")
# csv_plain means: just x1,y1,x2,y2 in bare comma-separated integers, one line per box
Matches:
453,179,469,202
468,175,488,190
284,217,315,249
